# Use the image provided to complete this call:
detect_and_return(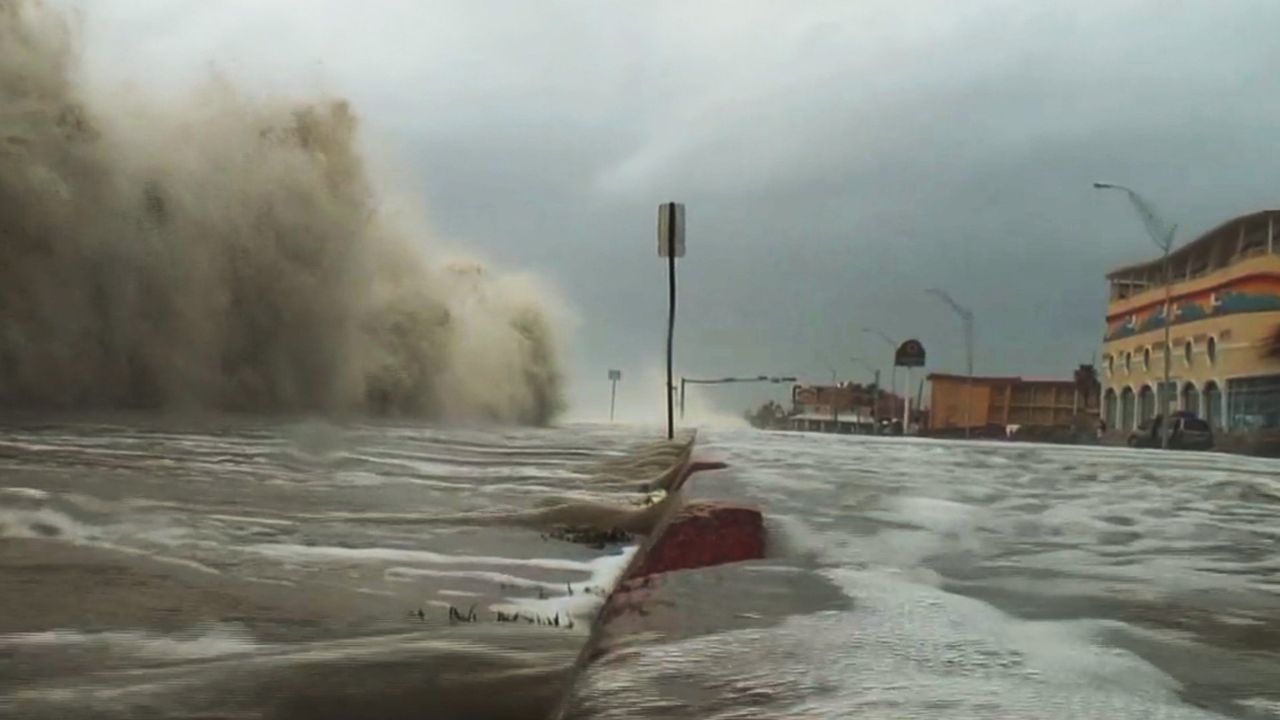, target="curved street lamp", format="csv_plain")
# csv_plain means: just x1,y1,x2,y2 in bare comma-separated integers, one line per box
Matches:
1093,181,1177,448
926,288,975,438
861,327,899,405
